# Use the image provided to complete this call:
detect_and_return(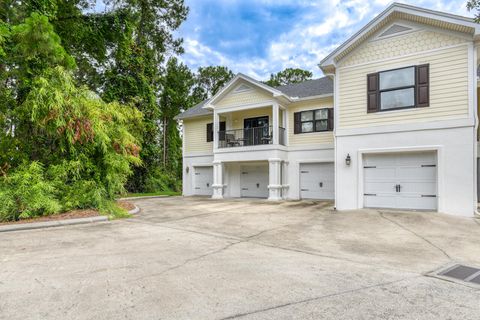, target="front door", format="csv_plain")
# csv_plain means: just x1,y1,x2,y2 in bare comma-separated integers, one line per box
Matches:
244,116,269,146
